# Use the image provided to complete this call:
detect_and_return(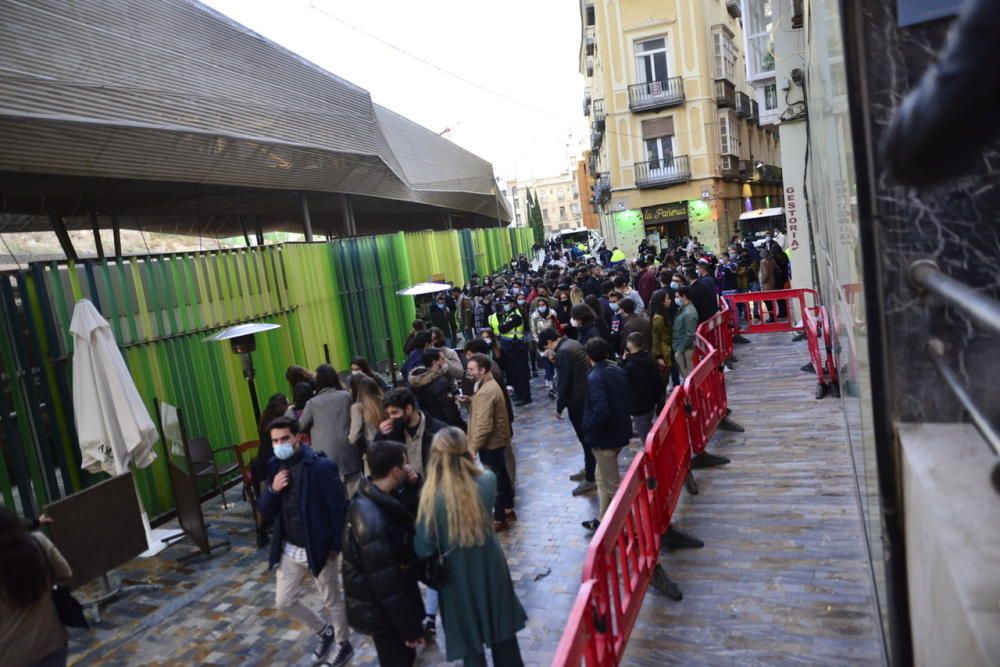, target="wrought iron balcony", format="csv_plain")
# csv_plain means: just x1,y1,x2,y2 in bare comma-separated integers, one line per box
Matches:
590,121,604,151
738,159,753,181
720,155,740,181
628,77,684,112
760,164,784,183
736,91,752,118
715,79,736,108
585,25,596,56
726,0,742,18
592,98,606,130
750,99,760,123
587,152,599,176
634,156,691,188
592,172,611,204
